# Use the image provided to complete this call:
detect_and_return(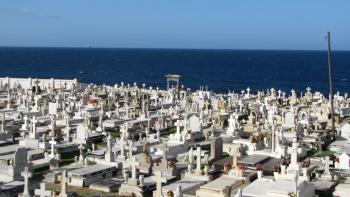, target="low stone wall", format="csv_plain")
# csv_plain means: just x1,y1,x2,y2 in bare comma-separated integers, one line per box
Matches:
0,77,87,90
